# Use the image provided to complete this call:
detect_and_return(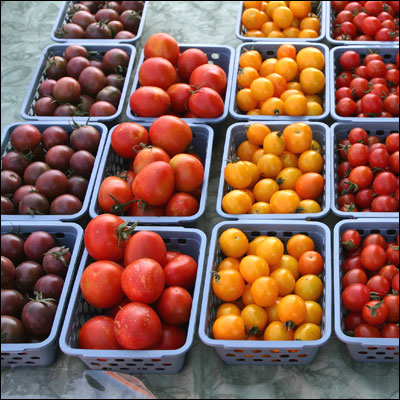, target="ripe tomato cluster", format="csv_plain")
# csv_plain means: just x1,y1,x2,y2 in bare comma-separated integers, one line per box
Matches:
331,1,399,41
1,230,72,343
241,1,321,39
335,50,399,117
236,44,326,116
336,128,399,213
98,116,204,217
222,122,325,215
34,44,130,117
211,229,324,341
55,1,145,40
129,32,227,119
1,123,101,216
78,215,198,350
340,229,399,338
